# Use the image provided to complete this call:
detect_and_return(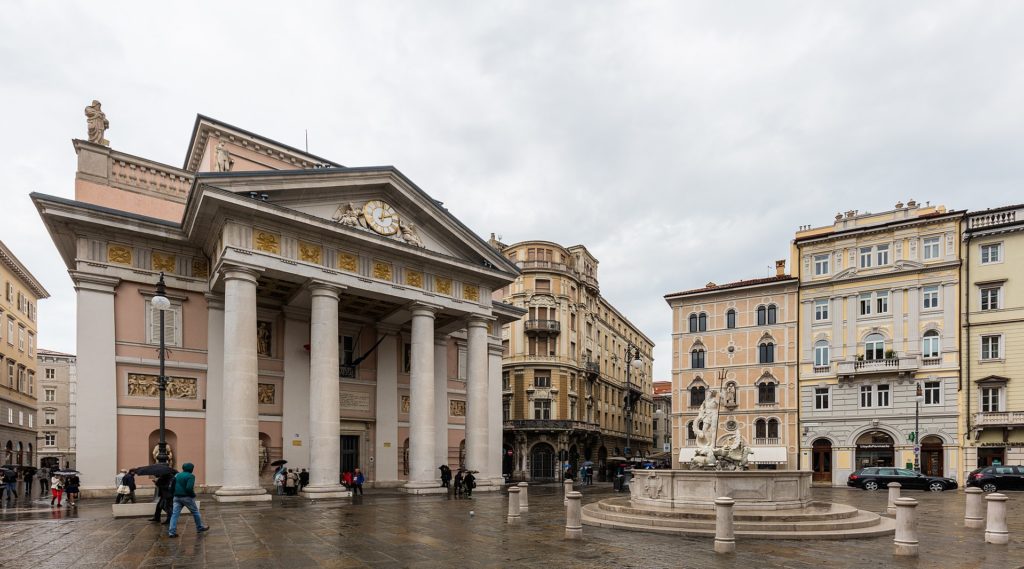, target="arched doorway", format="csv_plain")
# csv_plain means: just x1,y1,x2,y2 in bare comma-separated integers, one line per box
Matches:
16,442,24,465
5,441,13,464
26,443,32,467
148,429,178,467
855,431,894,469
811,439,832,483
530,443,556,480
921,436,944,477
